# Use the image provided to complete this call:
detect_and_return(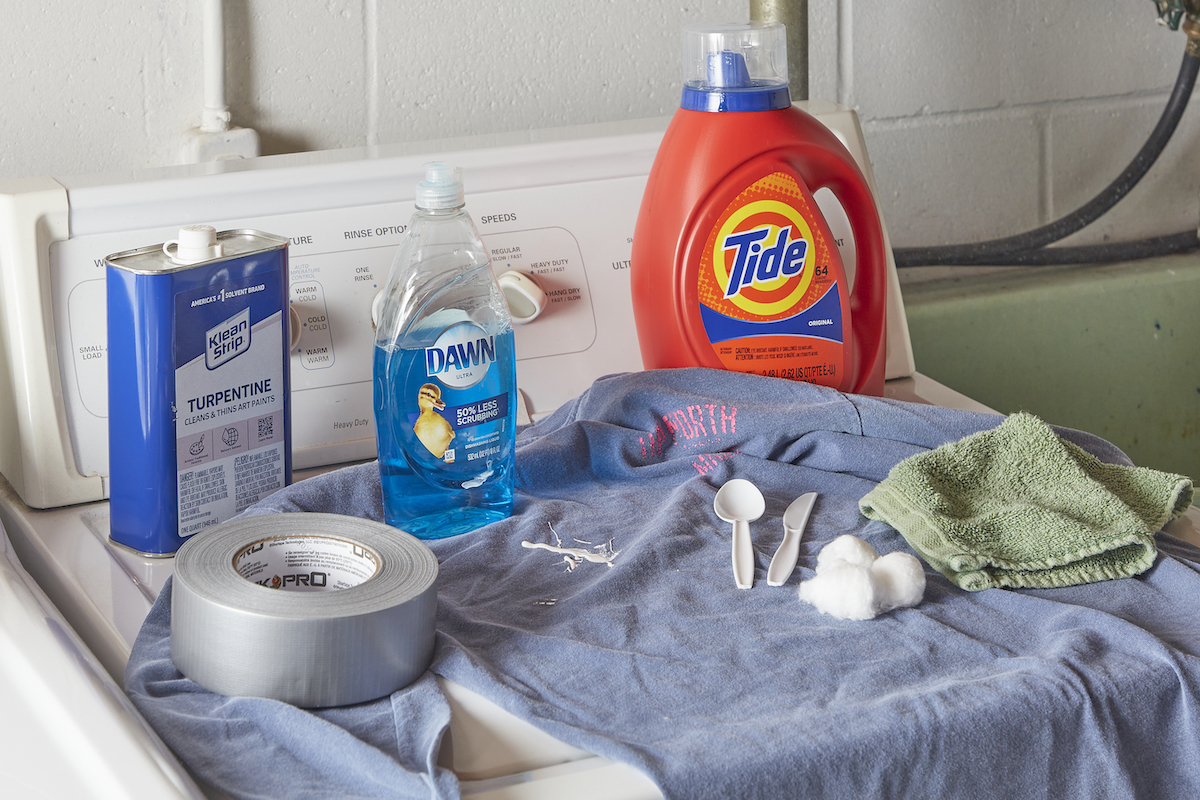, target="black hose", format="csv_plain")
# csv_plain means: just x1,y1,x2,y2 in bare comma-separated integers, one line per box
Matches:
929,229,1200,266
893,50,1200,268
